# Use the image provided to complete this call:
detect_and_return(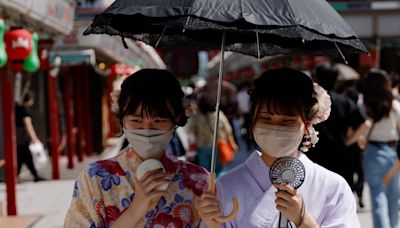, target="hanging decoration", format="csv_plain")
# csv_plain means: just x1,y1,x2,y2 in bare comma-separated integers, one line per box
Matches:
0,18,7,68
5,28,33,71
23,32,40,72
